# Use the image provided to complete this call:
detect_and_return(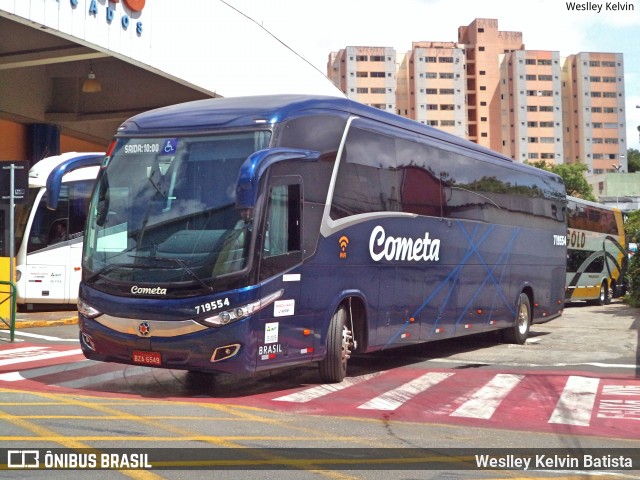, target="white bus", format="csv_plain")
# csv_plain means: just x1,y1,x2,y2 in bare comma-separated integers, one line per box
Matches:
13,152,103,310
